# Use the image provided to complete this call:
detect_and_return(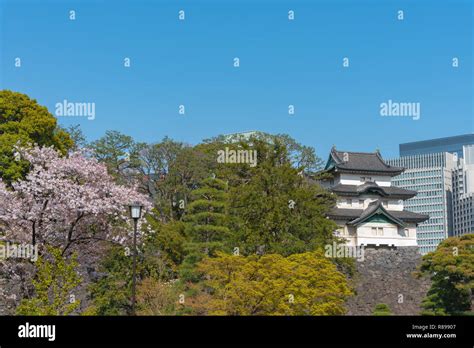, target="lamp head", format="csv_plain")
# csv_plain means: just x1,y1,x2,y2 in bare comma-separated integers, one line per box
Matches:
129,202,143,220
